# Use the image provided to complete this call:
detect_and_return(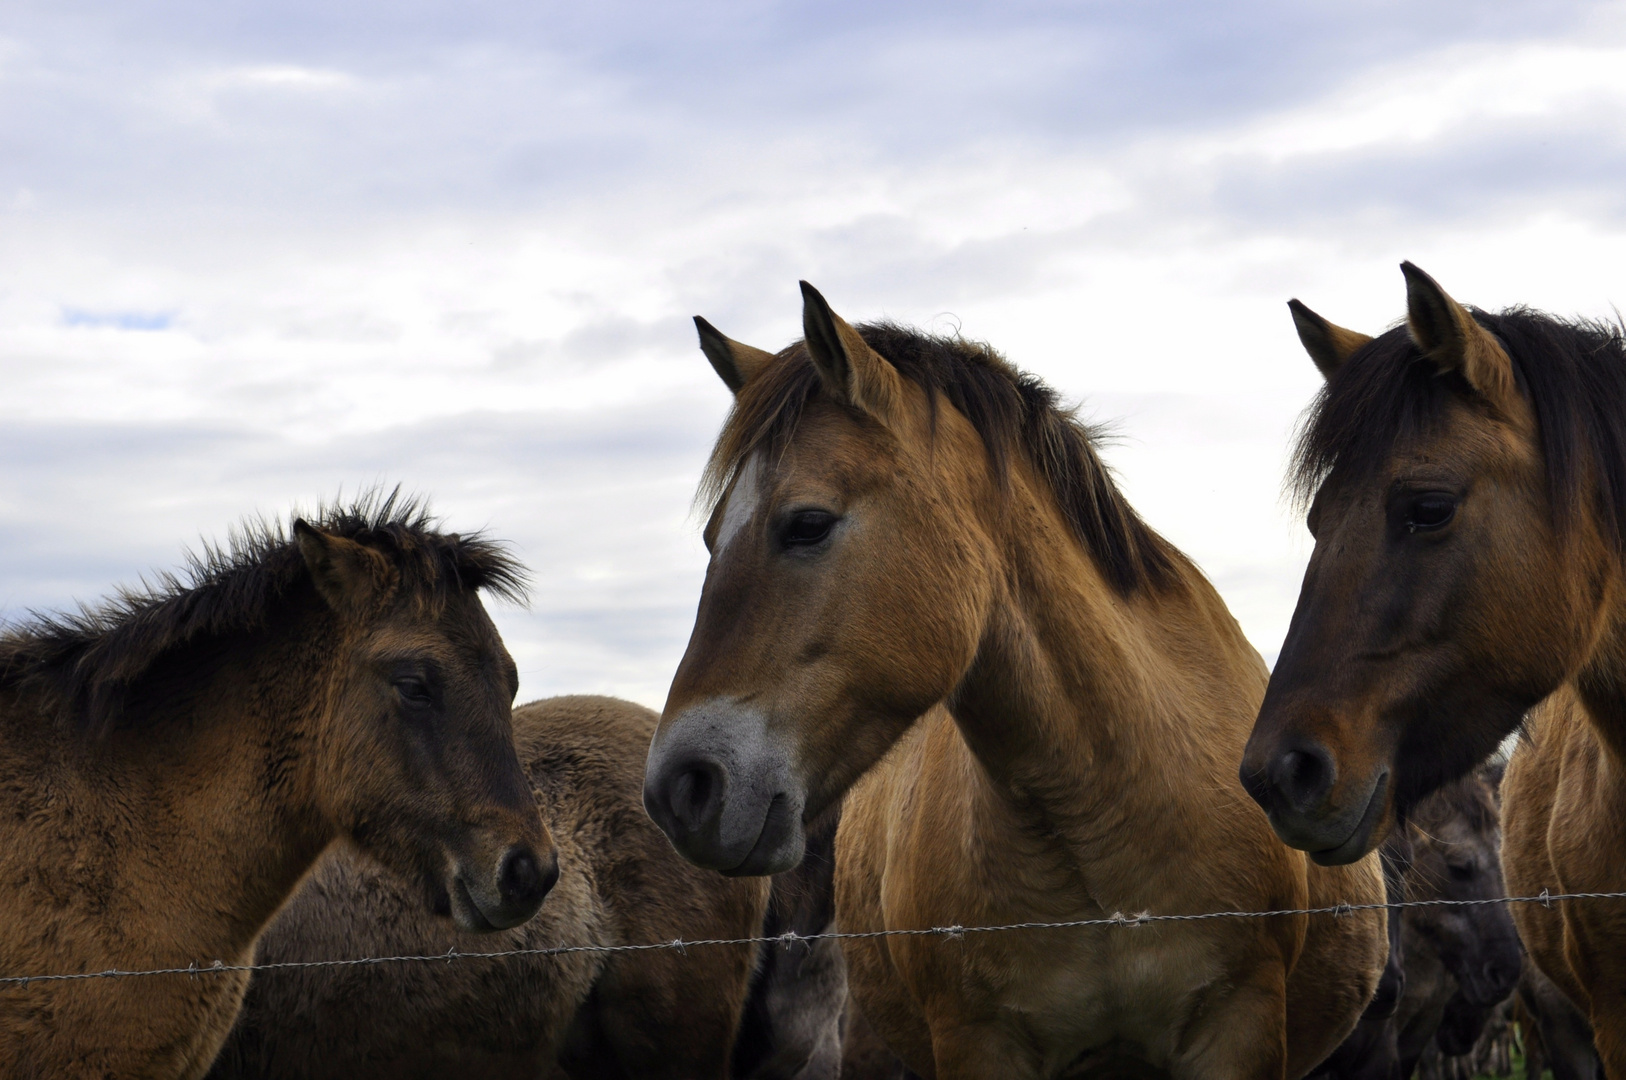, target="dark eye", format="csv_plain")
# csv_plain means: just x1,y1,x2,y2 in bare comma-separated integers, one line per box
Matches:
393,676,433,706
780,510,837,549
1447,862,1474,882
1404,492,1457,533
